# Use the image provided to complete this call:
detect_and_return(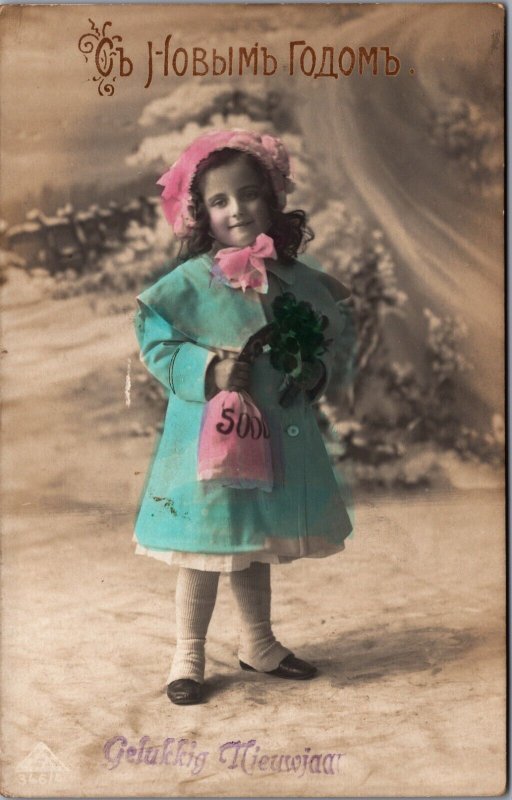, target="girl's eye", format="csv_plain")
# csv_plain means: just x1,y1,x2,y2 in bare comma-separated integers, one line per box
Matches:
208,187,260,207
